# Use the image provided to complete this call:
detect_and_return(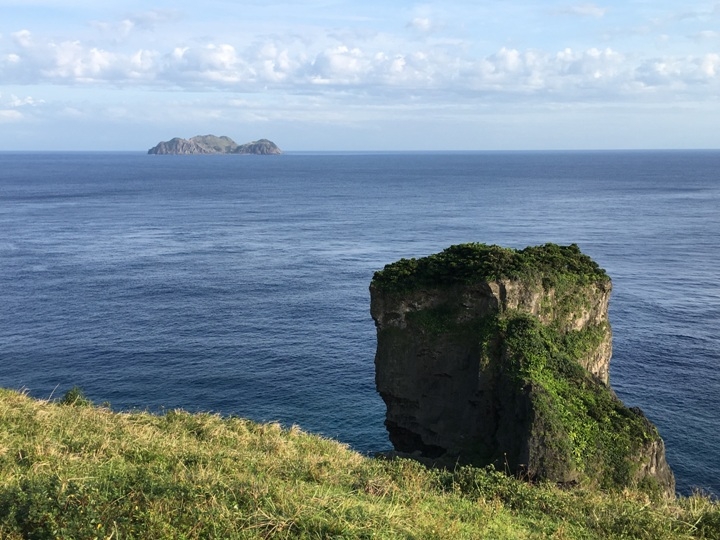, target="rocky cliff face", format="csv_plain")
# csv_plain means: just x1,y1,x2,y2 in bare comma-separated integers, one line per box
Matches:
148,135,281,155
371,243,675,496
